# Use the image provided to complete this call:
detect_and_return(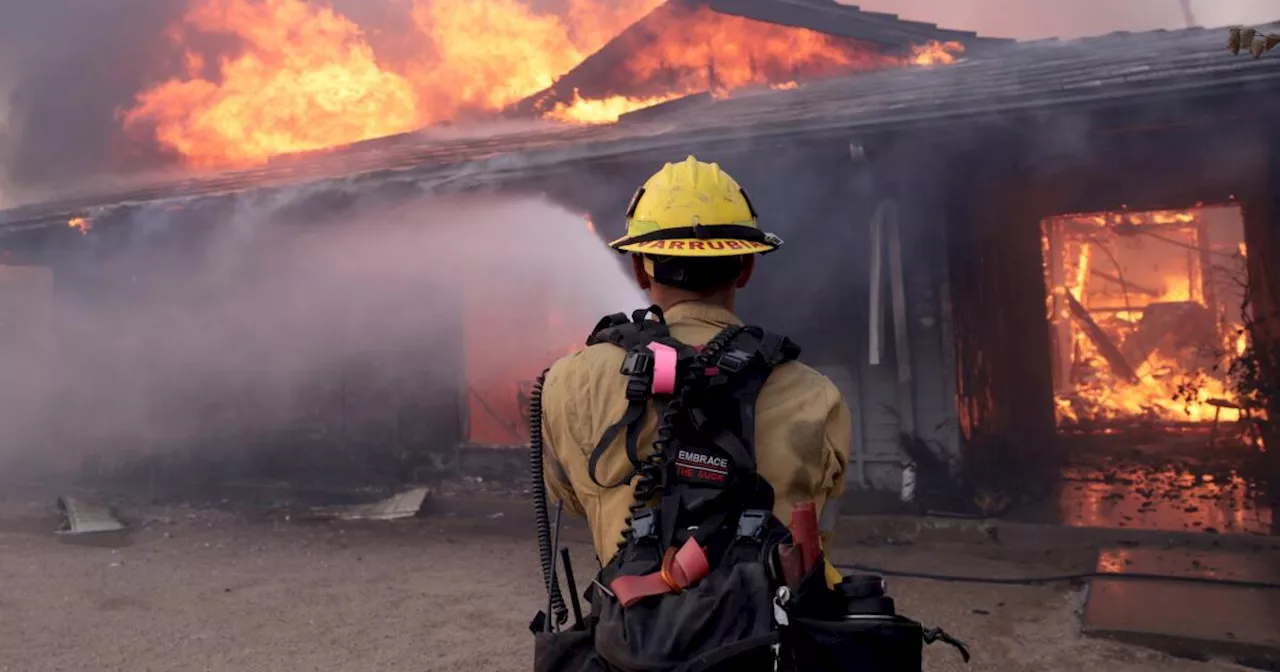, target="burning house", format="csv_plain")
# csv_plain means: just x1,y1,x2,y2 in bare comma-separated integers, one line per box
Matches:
0,1,1277,522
